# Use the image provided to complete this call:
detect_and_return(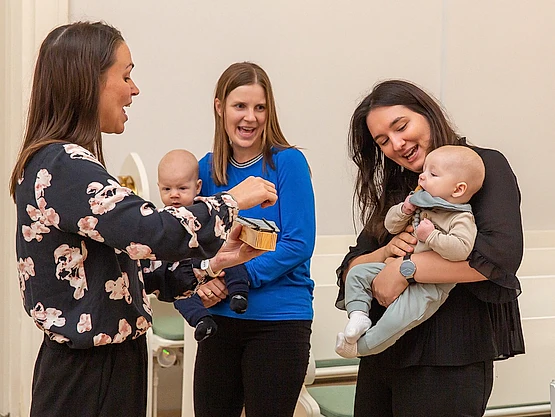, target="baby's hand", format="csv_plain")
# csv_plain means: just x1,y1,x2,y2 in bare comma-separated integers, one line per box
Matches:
415,218,435,242
402,195,417,215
